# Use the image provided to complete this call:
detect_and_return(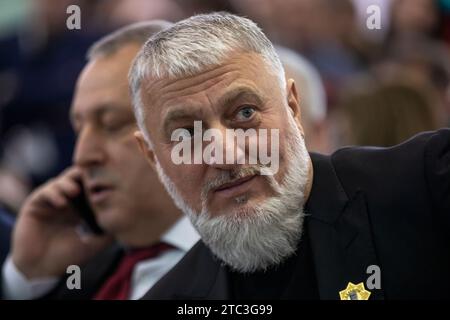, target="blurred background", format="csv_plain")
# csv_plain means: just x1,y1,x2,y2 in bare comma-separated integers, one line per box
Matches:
0,0,449,217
